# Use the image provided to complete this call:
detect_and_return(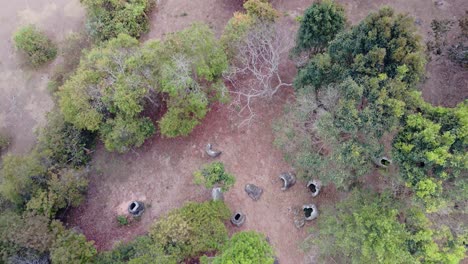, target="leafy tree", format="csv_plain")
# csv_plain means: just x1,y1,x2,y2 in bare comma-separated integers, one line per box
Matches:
313,190,467,263
0,154,46,207
316,191,414,263
26,169,88,219
393,93,467,211
193,162,236,191
13,25,57,66
276,7,426,188
59,25,227,151
50,221,97,264
80,0,154,42
208,231,275,264
149,201,230,261
294,0,346,53
243,0,279,22
36,109,95,168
